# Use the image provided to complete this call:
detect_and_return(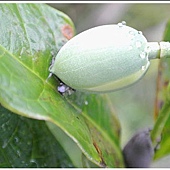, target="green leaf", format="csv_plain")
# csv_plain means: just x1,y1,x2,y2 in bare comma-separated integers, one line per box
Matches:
67,92,124,167
0,105,74,167
46,121,99,168
46,121,84,167
151,19,170,160
0,4,123,167
46,93,124,167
